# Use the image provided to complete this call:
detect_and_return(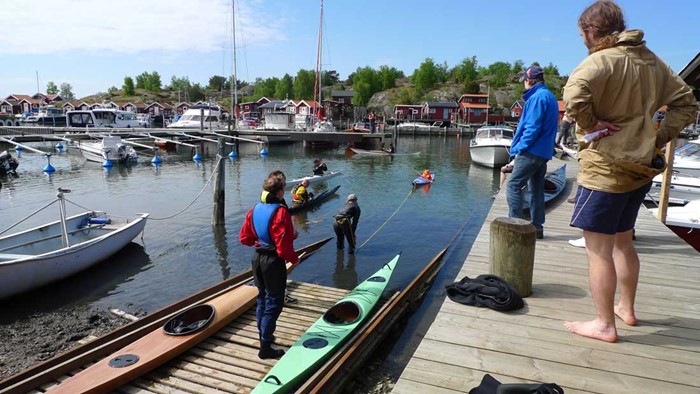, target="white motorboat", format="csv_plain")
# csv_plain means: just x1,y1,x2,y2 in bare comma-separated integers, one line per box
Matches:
0,189,148,299
469,125,514,168
66,109,140,128
78,136,138,164
287,170,342,188
648,172,700,204
673,139,700,177
168,105,226,129
649,199,700,252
